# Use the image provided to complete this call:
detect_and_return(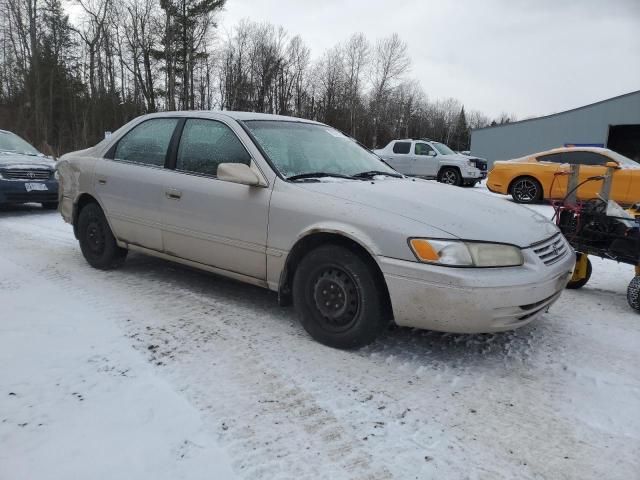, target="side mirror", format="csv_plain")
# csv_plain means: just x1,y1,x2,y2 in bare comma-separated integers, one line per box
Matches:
605,161,620,169
217,163,261,186
428,151,437,157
